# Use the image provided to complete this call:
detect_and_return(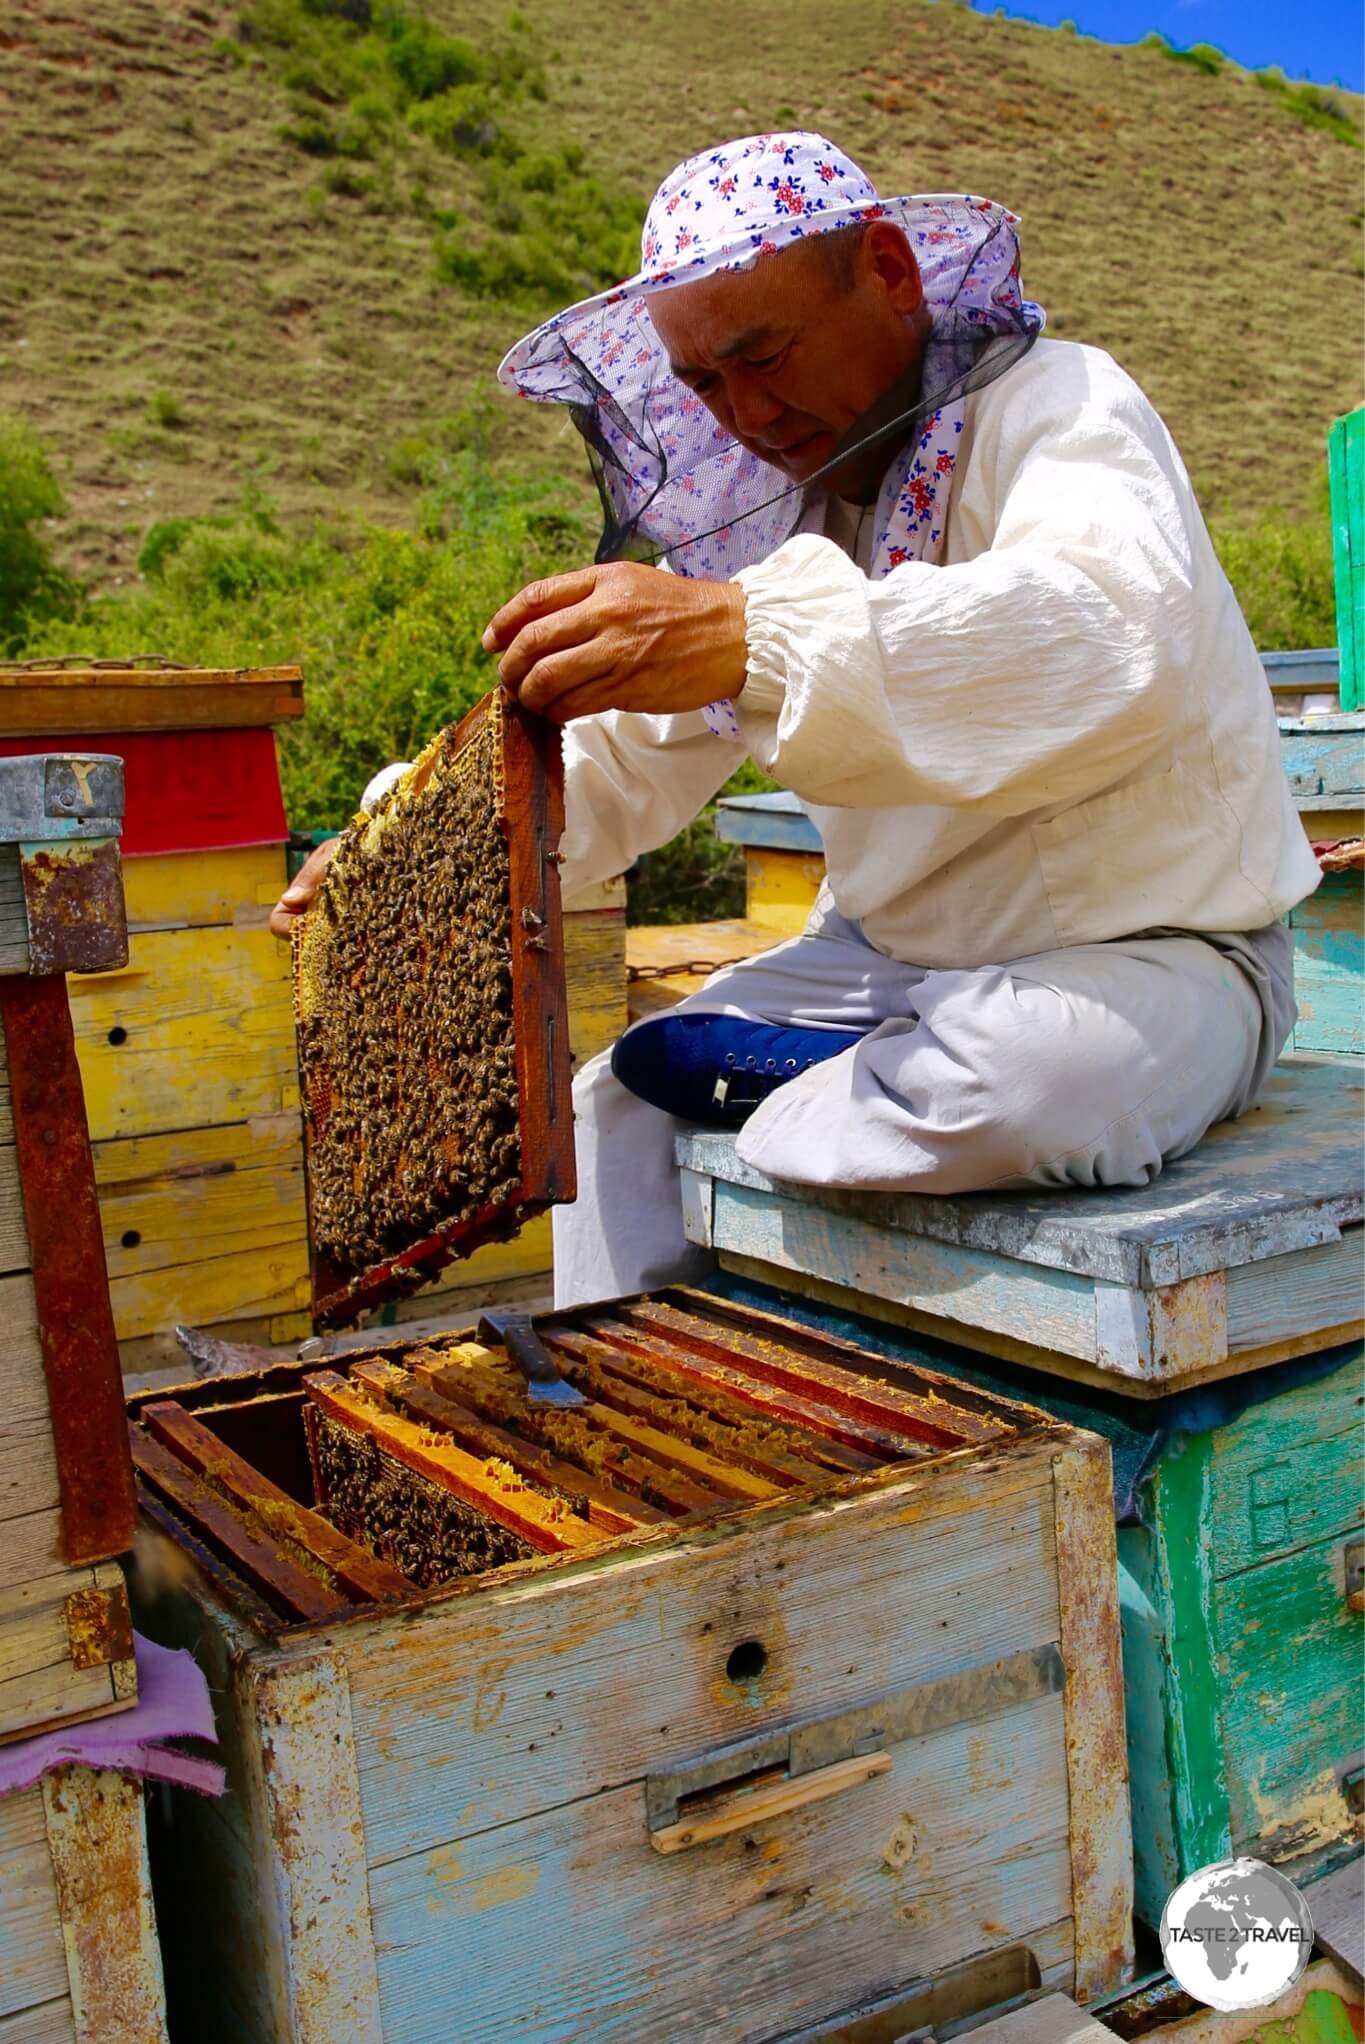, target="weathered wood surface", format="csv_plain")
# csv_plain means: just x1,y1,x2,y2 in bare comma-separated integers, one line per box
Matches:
368,1689,1072,2044
341,1446,1063,1868
120,845,285,933
70,925,297,1143
678,1057,1363,1291
92,1115,309,1341
1307,1854,1363,1990
714,789,823,855
0,1565,135,1742
963,1994,1115,2042
0,2000,76,2041
0,1787,66,2021
41,1768,168,2042
1208,1349,1364,1578
1278,713,1364,808
0,850,29,976
0,666,304,734
1290,874,1363,1057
